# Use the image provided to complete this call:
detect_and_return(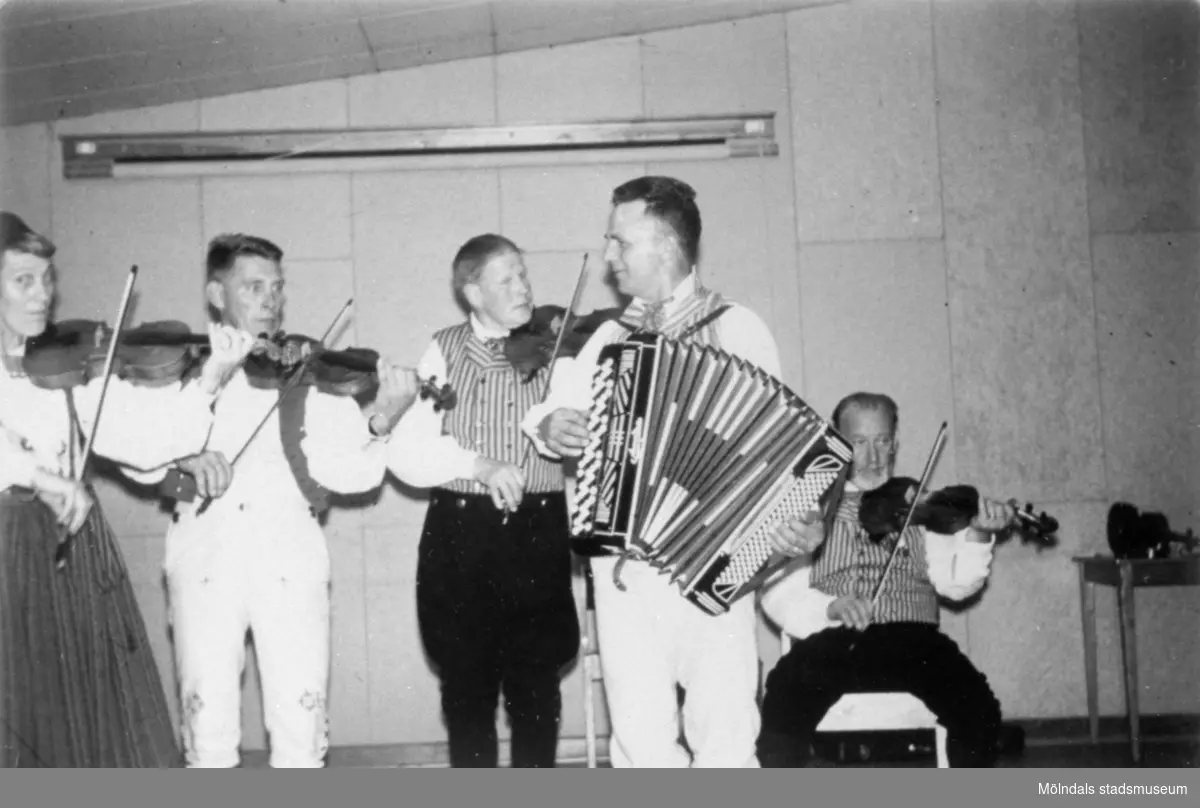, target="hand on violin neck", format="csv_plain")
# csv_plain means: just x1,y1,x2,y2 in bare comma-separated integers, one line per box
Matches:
968,496,1016,539
197,323,257,394
364,358,420,436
